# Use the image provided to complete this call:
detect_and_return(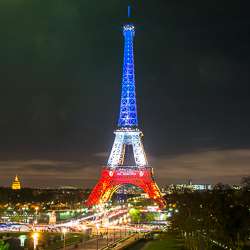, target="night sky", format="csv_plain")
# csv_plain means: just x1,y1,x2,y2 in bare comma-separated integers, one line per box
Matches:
0,0,250,187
